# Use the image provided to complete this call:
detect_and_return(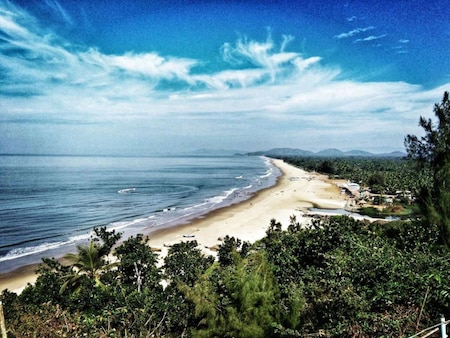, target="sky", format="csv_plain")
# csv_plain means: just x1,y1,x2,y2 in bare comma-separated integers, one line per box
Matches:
0,0,449,155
